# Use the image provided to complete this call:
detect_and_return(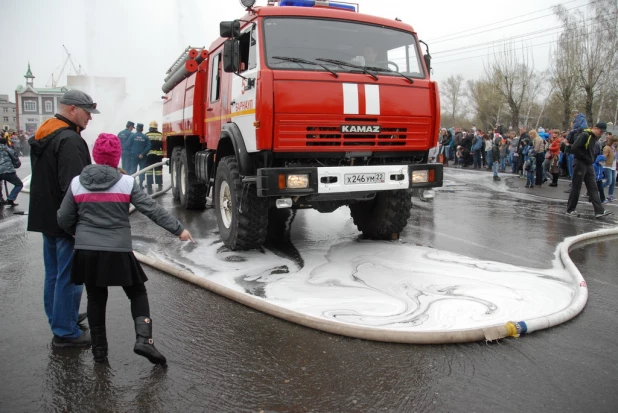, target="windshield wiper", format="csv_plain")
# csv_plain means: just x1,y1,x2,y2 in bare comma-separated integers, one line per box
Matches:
272,56,339,78
365,66,415,84
315,58,379,81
